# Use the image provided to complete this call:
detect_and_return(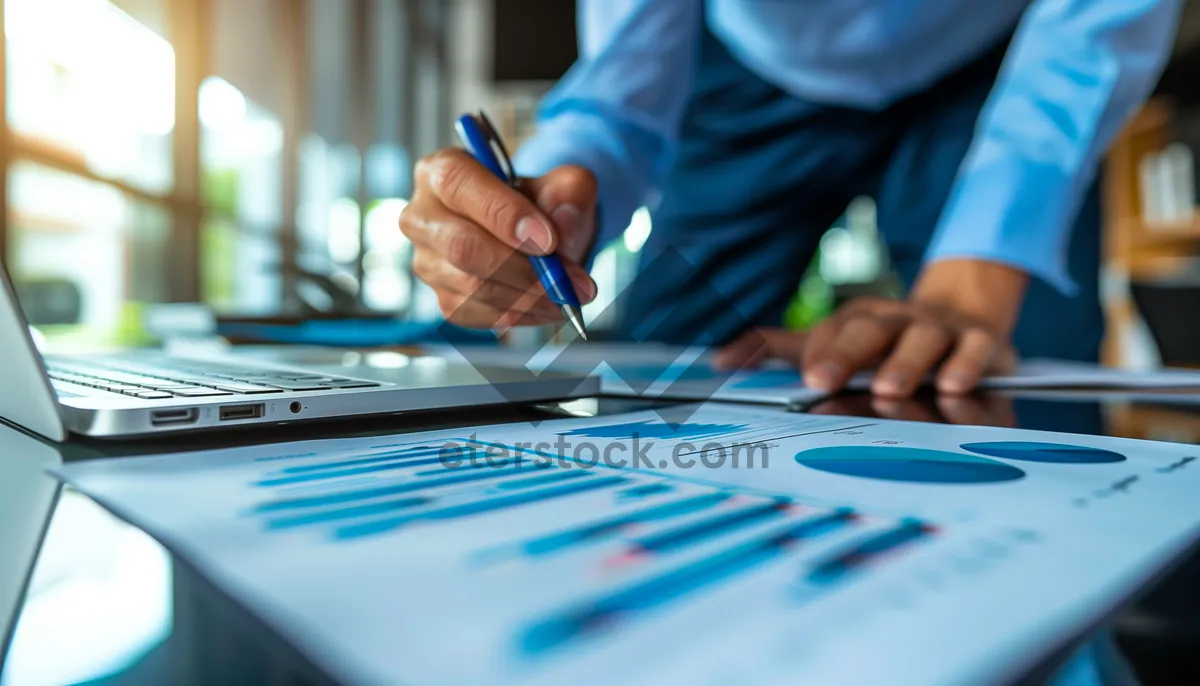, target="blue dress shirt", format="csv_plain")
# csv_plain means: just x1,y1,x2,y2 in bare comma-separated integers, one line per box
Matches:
512,0,1182,295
